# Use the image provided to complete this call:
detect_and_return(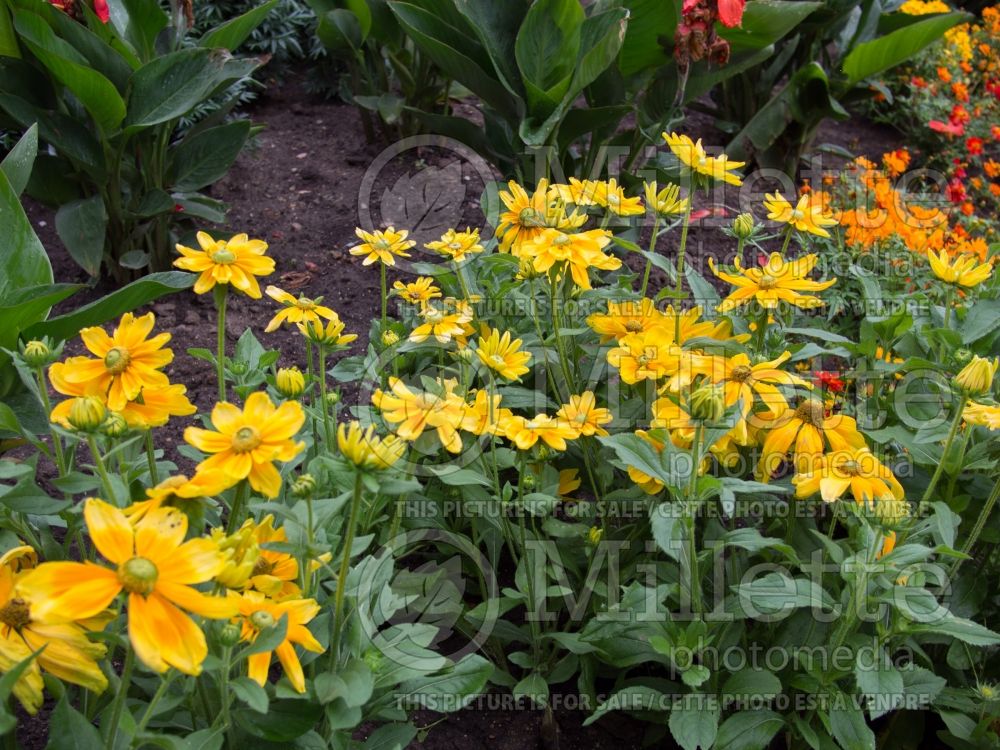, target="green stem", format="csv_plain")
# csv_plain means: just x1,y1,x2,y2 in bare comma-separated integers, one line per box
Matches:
331,471,365,667
36,367,66,476
225,480,249,534
921,400,965,505
218,646,233,741
104,645,135,748
639,216,661,298
214,284,229,403
685,424,703,615
516,454,543,661
951,475,1000,577
941,285,955,362
317,347,333,448
135,671,174,734
779,226,794,256
549,272,576,394
144,430,159,485
380,262,388,329
673,199,694,334
87,435,116,504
